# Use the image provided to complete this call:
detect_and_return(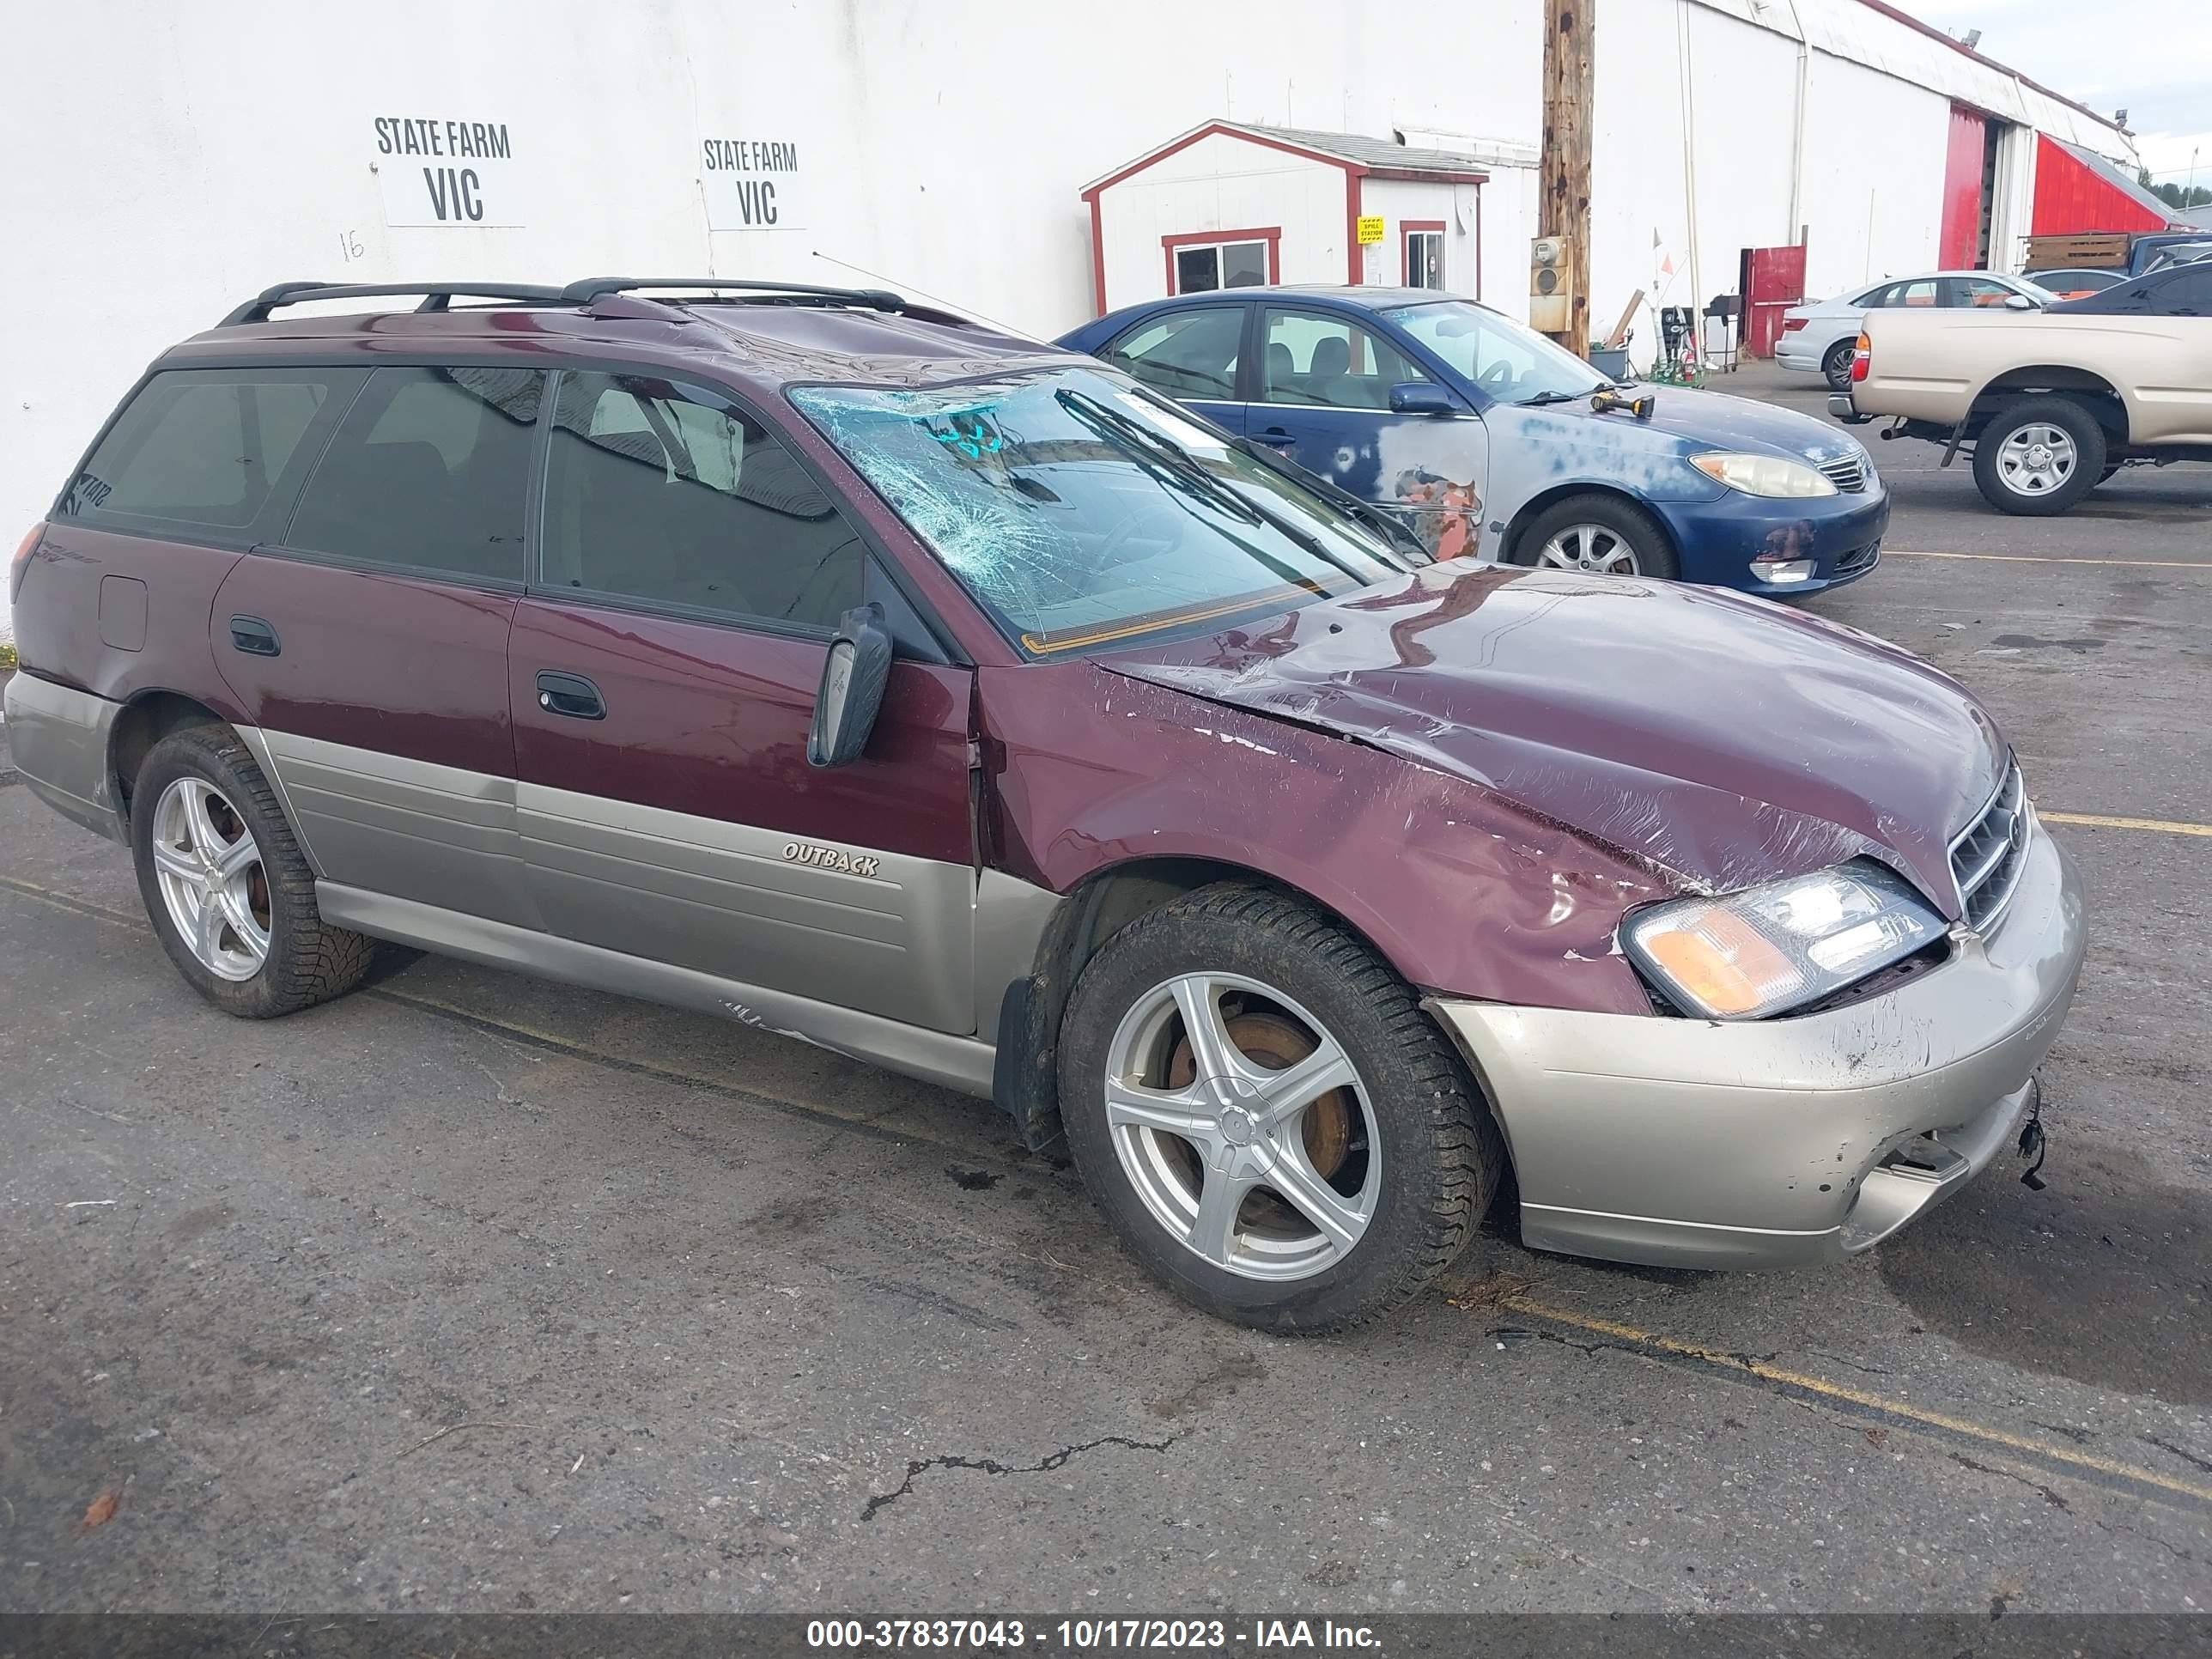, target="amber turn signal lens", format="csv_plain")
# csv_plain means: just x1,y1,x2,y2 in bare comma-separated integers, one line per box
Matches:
1638,906,1803,1018
9,522,42,605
